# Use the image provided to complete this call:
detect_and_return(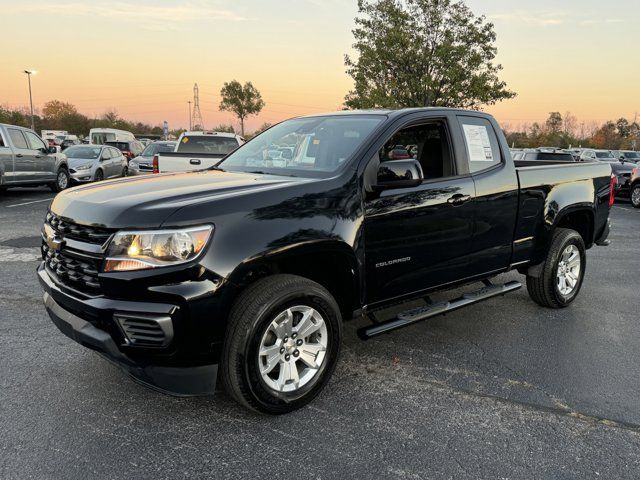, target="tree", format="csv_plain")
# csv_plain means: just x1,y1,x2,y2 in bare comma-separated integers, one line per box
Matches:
219,80,265,136
344,0,515,109
42,100,78,122
546,112,563,134
211,124,236,134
